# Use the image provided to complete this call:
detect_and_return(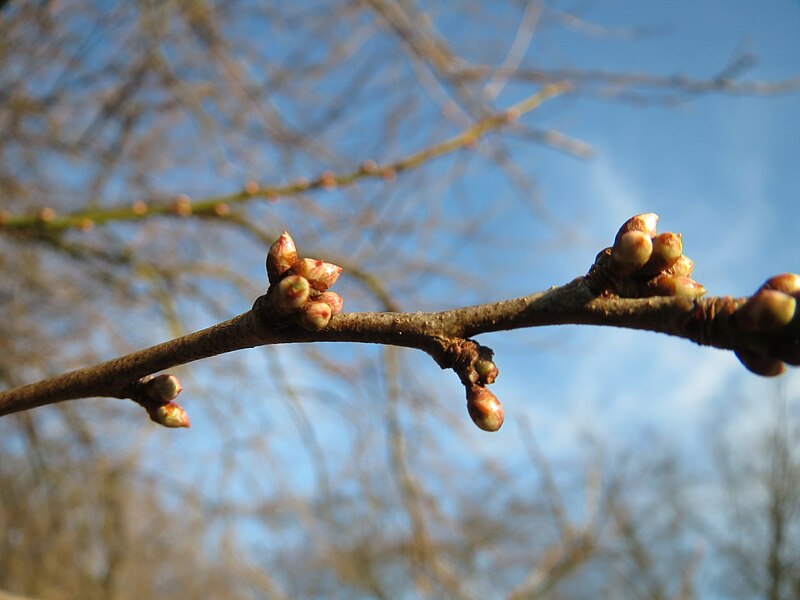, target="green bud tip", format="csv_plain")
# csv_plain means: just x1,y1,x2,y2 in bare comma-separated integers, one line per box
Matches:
466,385,504,432
274,275,310,313
474,359,499,385
735,289,797,333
